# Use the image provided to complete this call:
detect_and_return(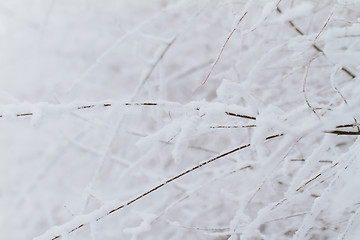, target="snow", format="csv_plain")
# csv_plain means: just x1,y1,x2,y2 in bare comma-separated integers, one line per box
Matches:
273,3,314,23
0,1,359,240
